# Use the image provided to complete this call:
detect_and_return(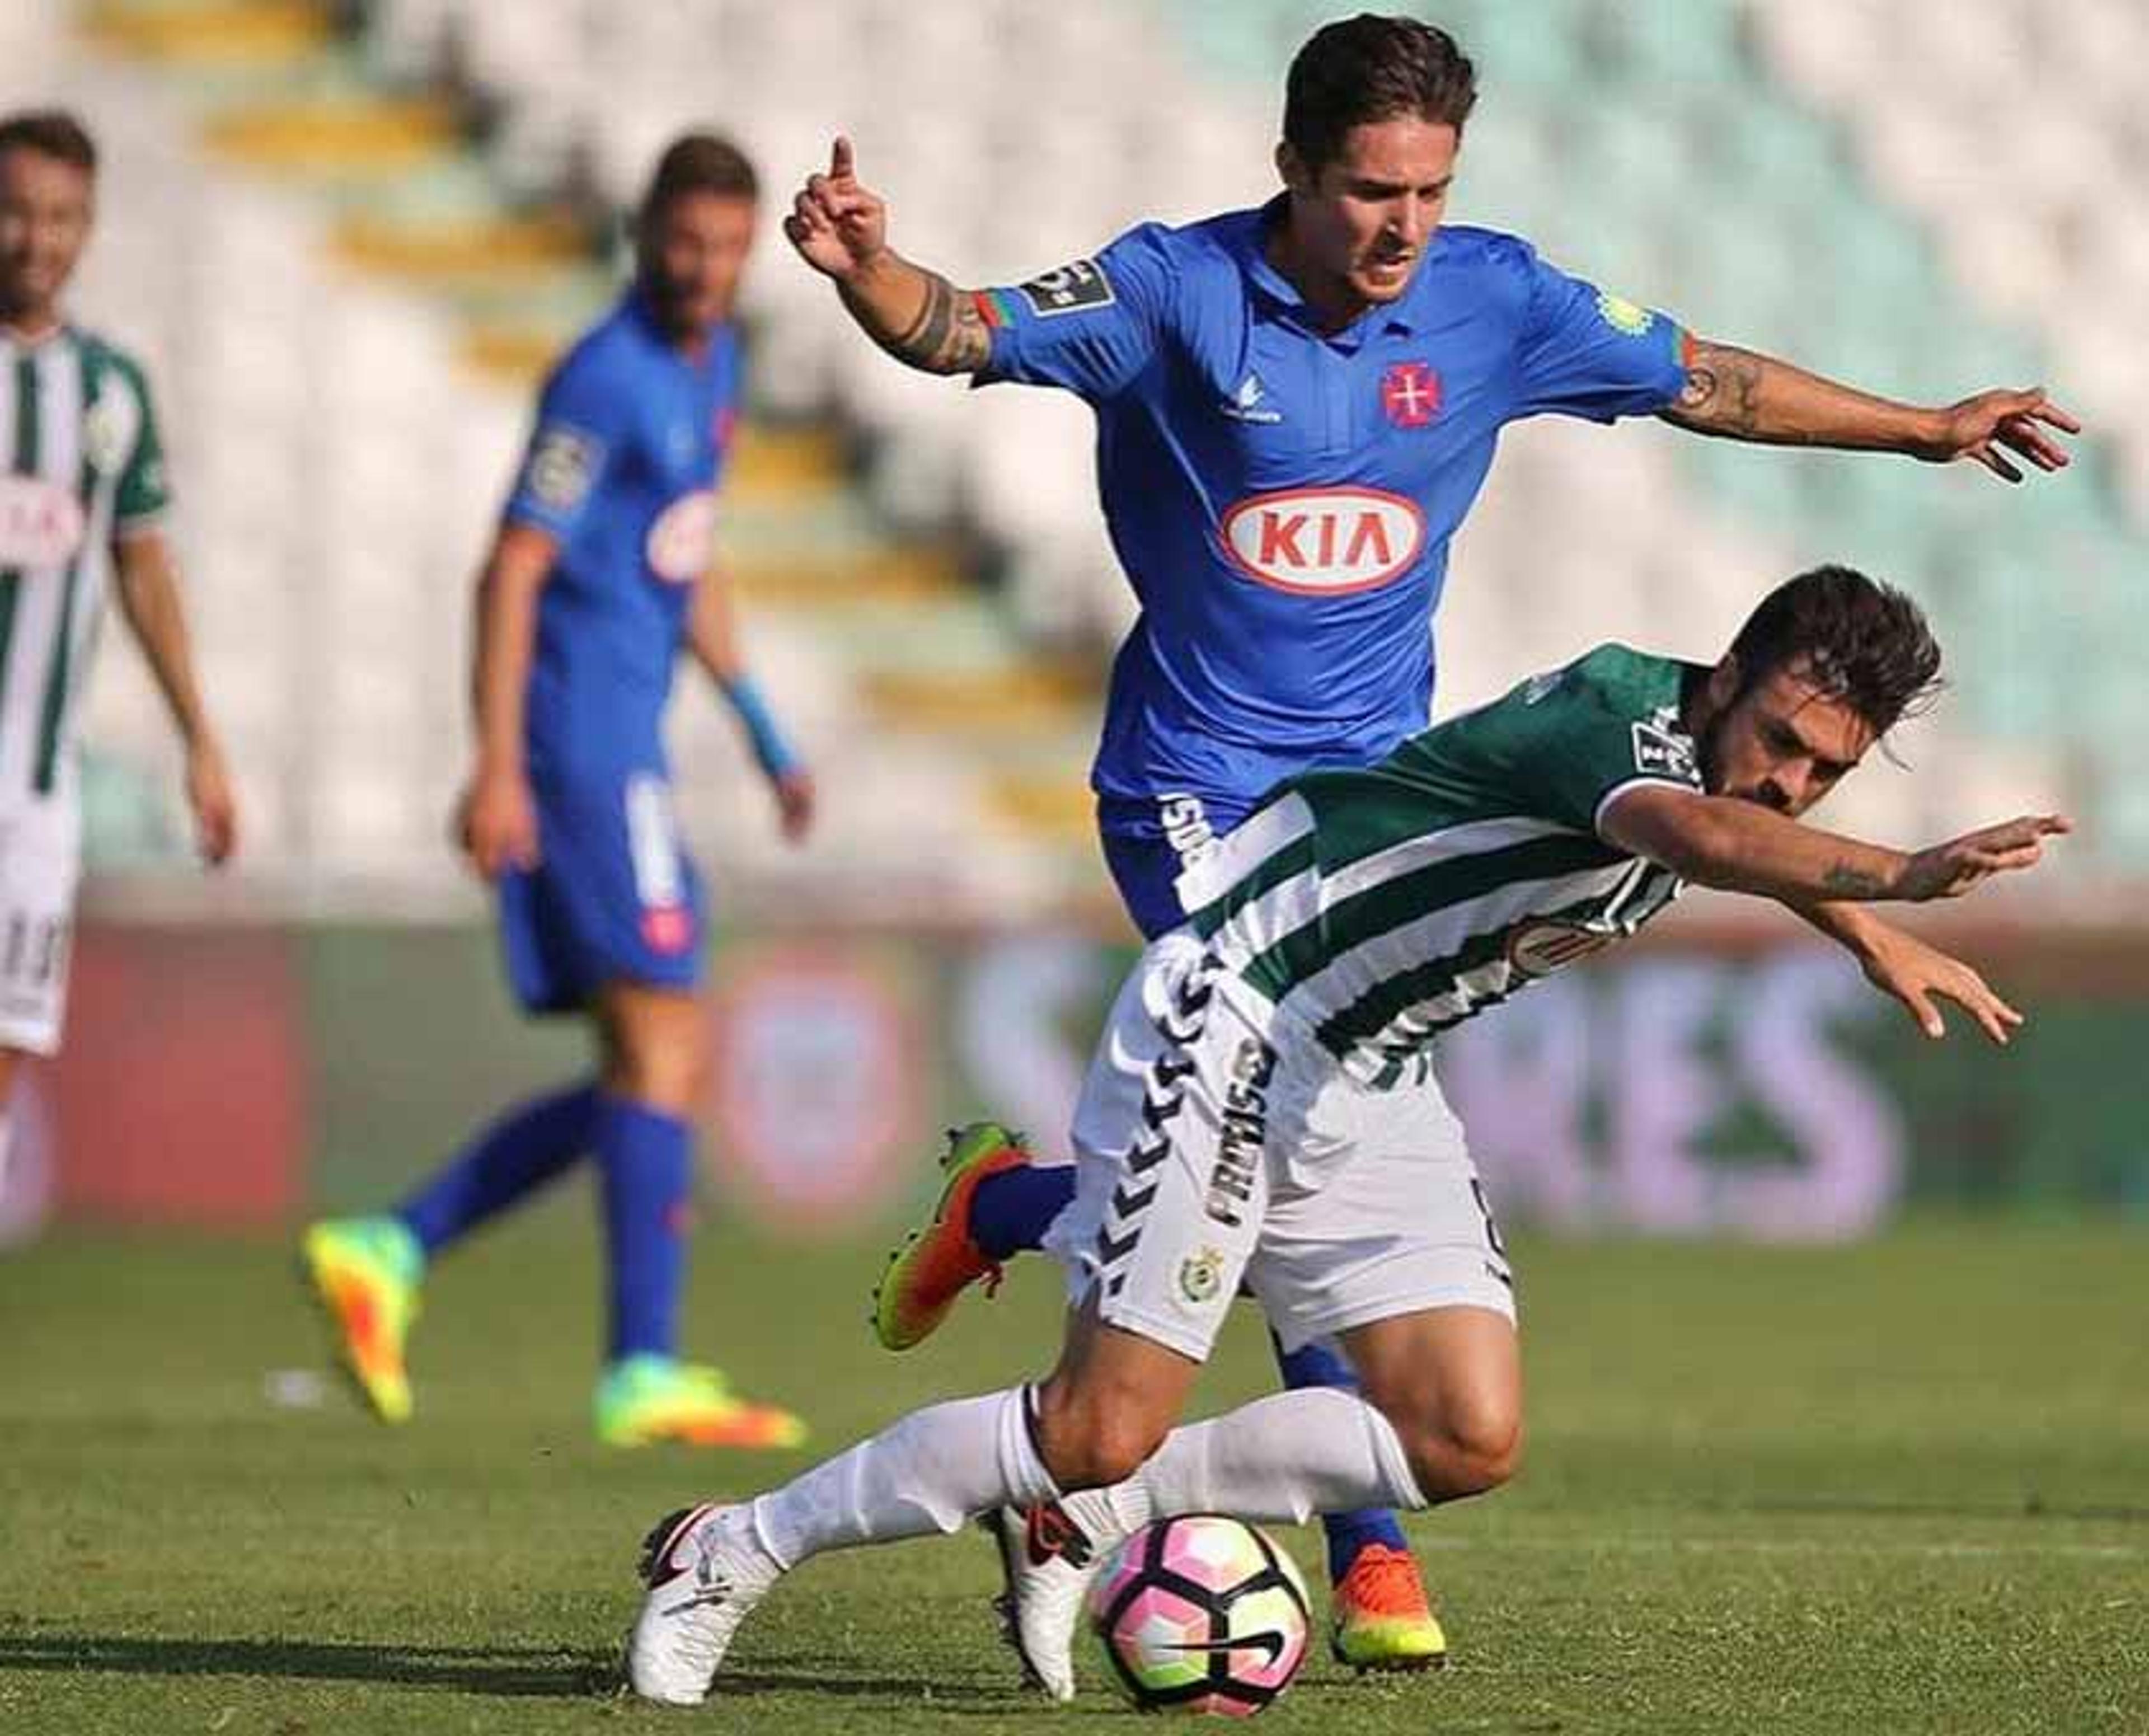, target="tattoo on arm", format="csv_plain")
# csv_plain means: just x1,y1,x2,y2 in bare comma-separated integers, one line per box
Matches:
883,271,992,375
1663,340,1813,443
1822,861,1889,898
